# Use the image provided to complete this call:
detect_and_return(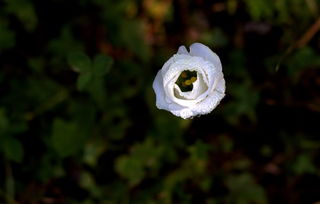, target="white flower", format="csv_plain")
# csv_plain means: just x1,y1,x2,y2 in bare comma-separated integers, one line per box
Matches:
152,42,225,119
